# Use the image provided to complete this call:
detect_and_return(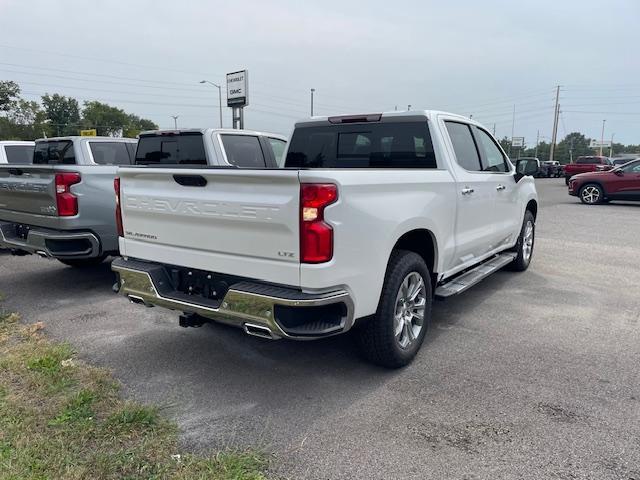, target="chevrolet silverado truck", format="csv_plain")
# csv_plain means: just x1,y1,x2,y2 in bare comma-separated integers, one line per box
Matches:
0,129,287,266
0,141,35,164
0,136,137,266
112,111,539,368
564,156,612,185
